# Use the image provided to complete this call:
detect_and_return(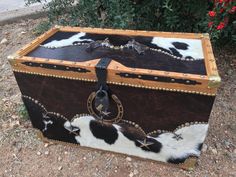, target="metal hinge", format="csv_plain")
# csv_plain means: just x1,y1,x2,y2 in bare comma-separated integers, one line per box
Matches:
208,75,221,89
